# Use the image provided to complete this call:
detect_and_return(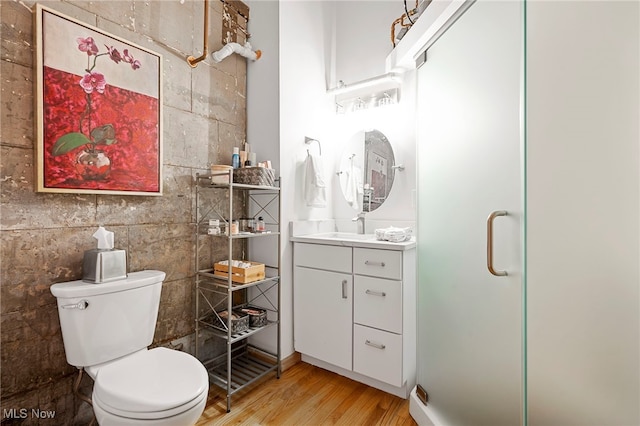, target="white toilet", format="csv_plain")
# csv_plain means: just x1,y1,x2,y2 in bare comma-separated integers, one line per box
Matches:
51,270,209,425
